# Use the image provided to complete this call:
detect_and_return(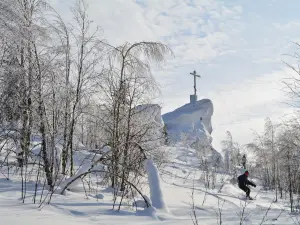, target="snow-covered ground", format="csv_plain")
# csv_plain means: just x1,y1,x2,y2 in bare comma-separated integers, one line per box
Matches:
0,145,298,225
